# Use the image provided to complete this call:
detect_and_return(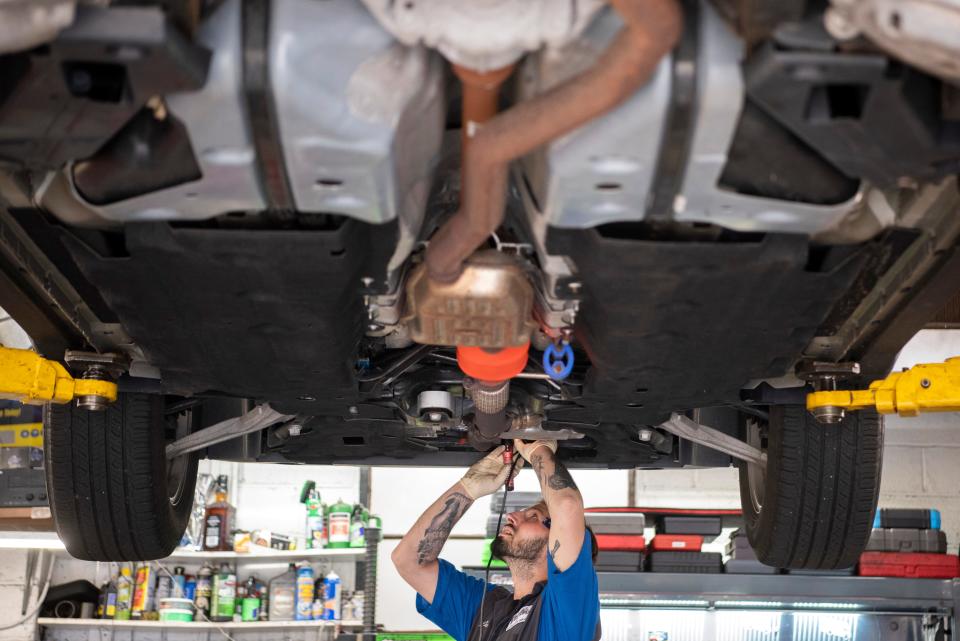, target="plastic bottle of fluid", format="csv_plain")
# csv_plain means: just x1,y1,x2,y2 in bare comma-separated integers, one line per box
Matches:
327,500,352,548
322,570,341,620
172,566,187,598
349,505,366,548
268,564,297,621
210,563,237,622
194,563,214,618
295,563,315,621
305,486,323,549
103,578,118,619
114,567,134,621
